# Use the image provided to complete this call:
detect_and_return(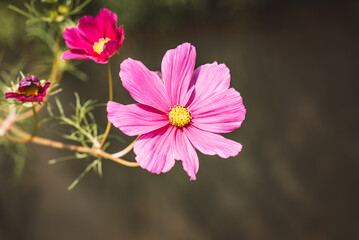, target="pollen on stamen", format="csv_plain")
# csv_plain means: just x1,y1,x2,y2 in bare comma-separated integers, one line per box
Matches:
21,84,40,97
93,37,111,54
168,105,192,128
